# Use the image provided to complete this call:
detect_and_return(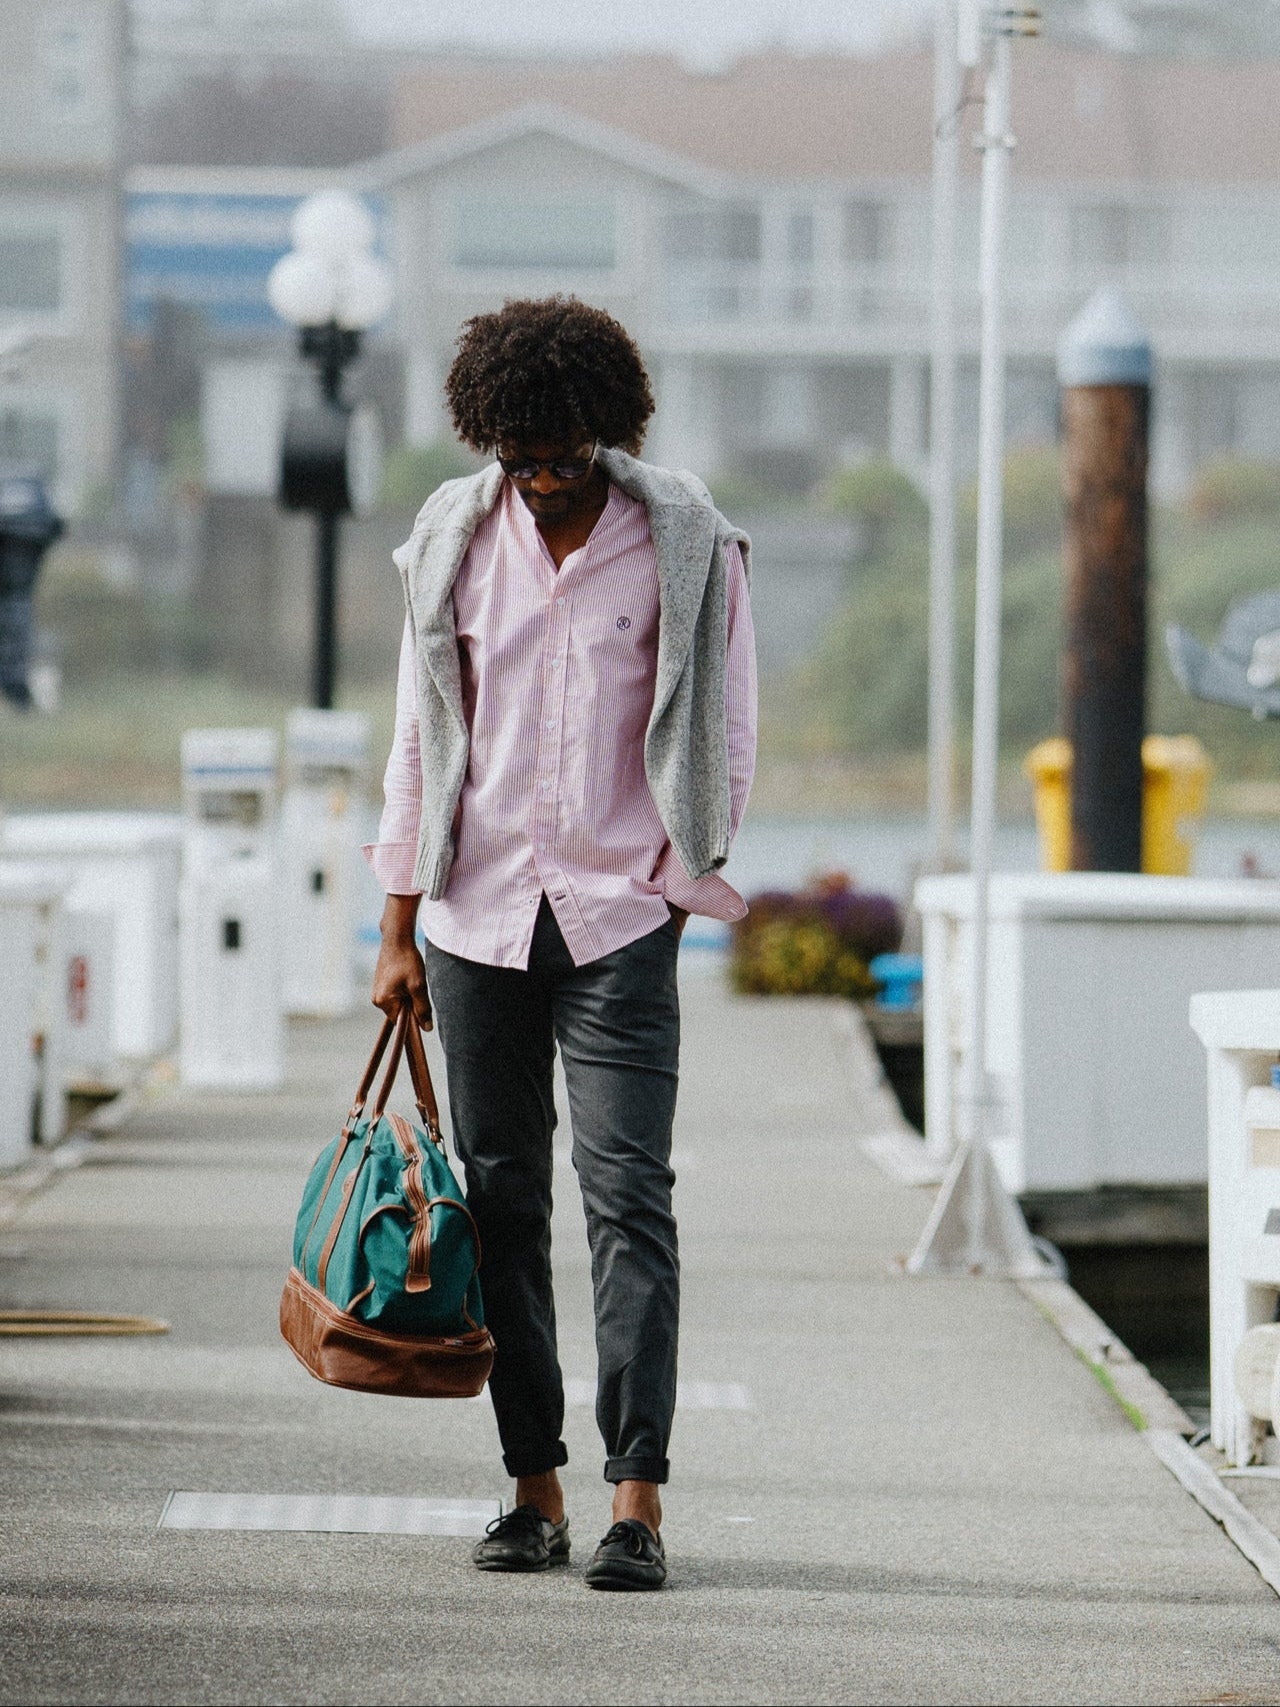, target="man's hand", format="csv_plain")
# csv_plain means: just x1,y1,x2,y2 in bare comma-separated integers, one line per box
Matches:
372,894,433,1030
667,903,689,940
